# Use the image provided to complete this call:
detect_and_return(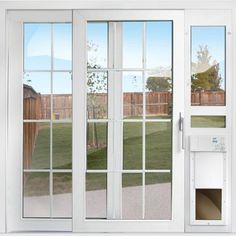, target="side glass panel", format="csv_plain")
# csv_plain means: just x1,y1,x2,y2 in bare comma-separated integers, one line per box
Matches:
23,23,72,218
191,26,225,106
